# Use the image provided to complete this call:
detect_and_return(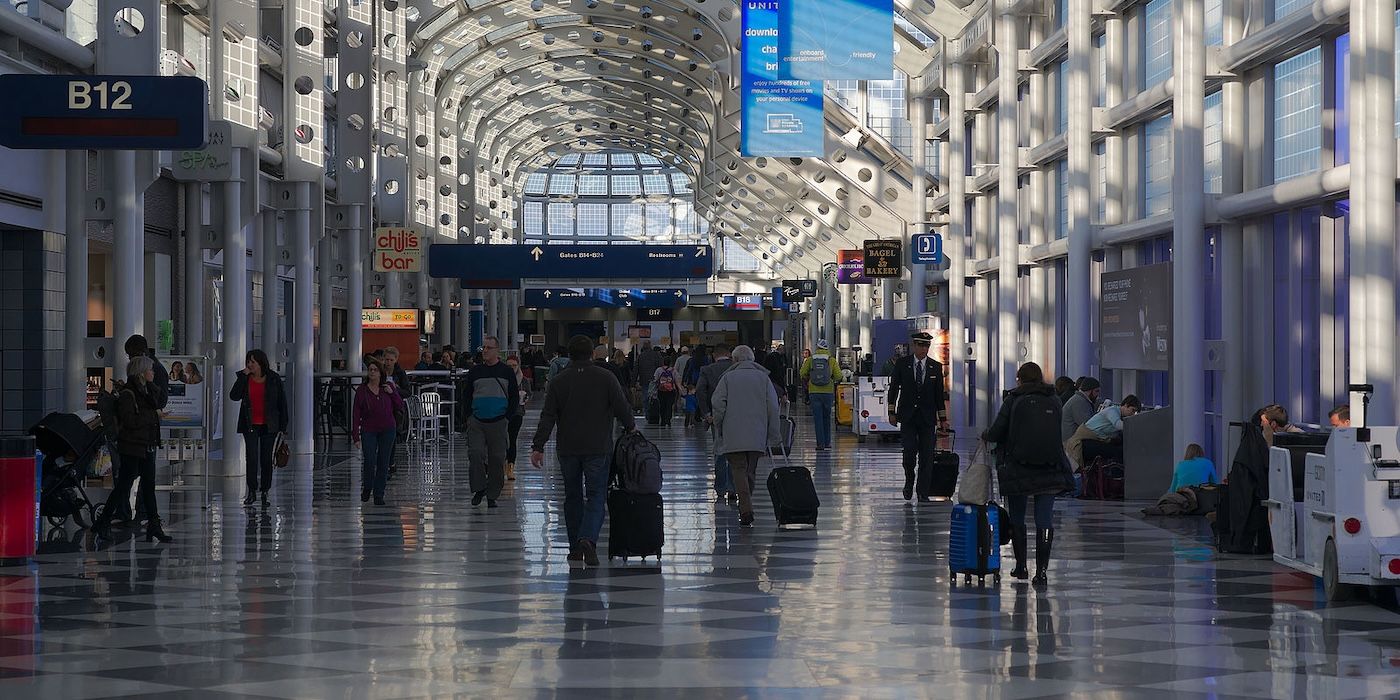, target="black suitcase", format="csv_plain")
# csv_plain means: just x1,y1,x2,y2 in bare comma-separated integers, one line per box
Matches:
645,397,660,425
917,451,959,501
767,464,819,528
607,489,664,562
